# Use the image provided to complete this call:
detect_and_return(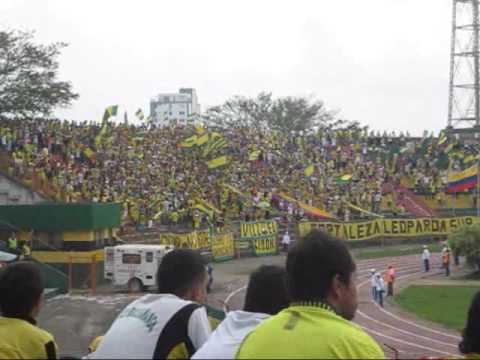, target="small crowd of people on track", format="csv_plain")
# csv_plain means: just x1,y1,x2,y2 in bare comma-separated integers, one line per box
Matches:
0,230,479,359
